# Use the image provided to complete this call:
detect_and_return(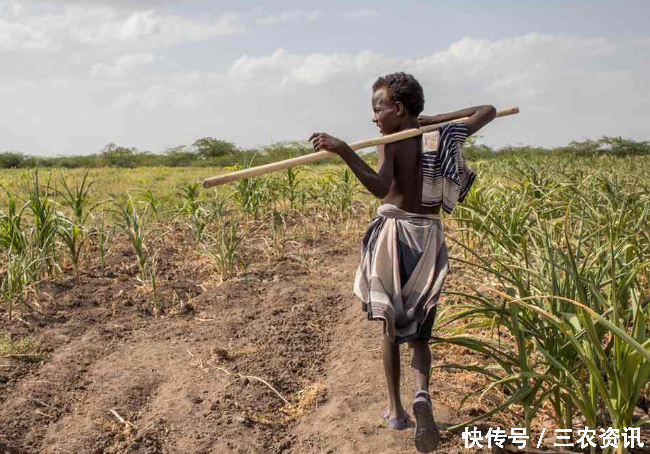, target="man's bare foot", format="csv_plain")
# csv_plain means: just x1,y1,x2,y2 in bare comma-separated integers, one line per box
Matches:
381,407,412,430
